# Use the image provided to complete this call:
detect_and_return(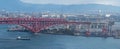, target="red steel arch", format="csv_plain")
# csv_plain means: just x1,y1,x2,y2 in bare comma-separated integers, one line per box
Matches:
0,17,91,33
